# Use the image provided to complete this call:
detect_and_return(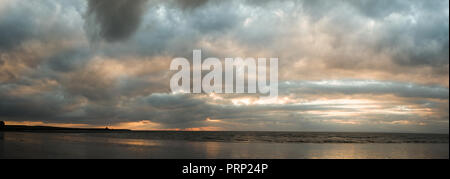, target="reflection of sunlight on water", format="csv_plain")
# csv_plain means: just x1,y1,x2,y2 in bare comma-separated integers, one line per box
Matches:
105,138,163,154
310,144,361,159
107,138,161,147
177,142,442,159
204,142,221,158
